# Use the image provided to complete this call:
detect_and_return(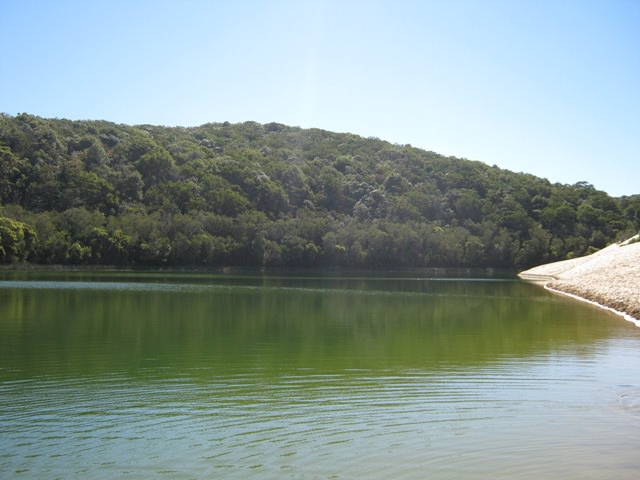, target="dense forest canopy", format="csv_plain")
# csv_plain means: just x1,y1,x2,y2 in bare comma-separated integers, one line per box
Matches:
0,113,638,269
